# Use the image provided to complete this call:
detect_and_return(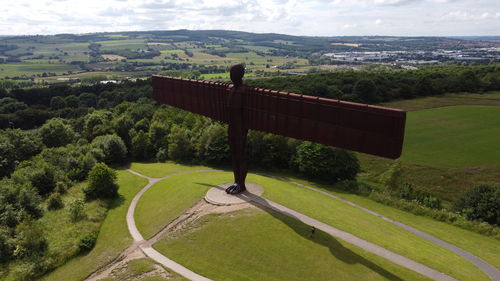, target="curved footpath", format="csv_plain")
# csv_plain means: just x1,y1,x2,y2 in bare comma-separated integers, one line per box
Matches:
125,169,499,281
